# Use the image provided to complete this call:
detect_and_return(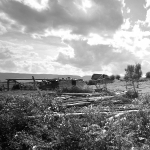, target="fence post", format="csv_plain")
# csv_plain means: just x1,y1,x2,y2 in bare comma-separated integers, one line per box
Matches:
7,79,10,91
